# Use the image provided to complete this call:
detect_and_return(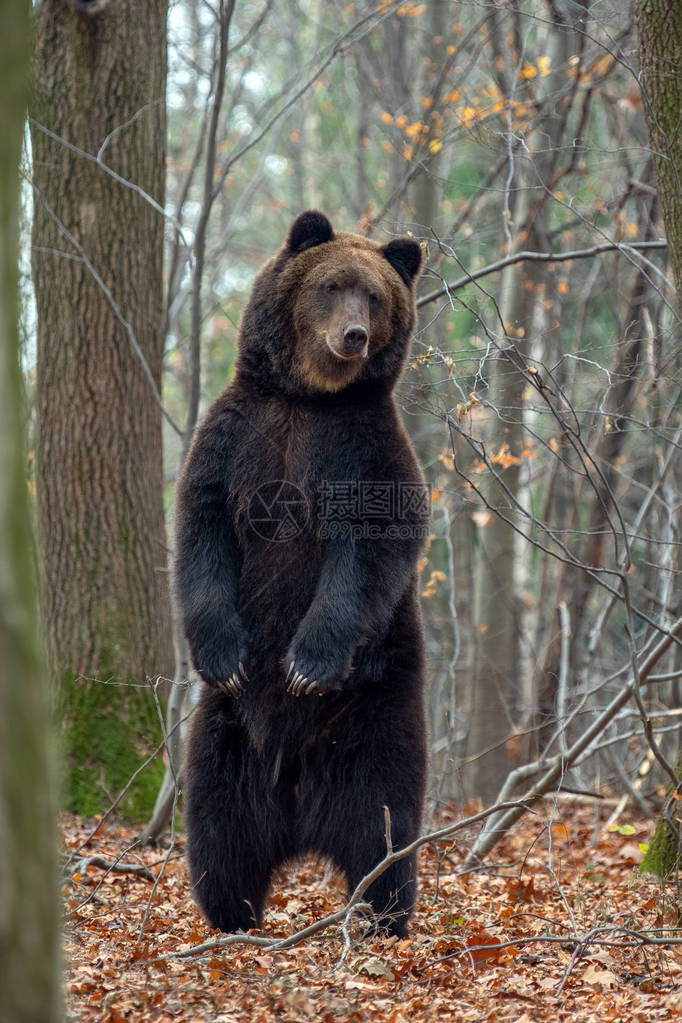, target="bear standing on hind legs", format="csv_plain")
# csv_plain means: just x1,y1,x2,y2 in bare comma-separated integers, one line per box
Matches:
175,210,429,938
